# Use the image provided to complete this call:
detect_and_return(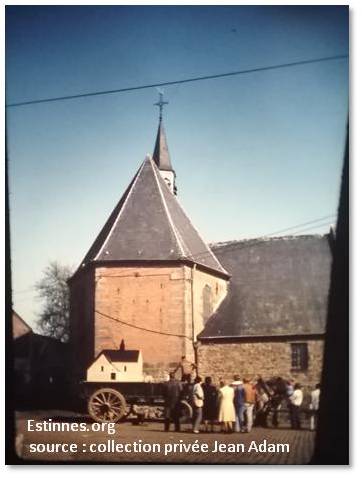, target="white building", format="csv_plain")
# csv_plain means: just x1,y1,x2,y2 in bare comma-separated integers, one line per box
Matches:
87,349,143,382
